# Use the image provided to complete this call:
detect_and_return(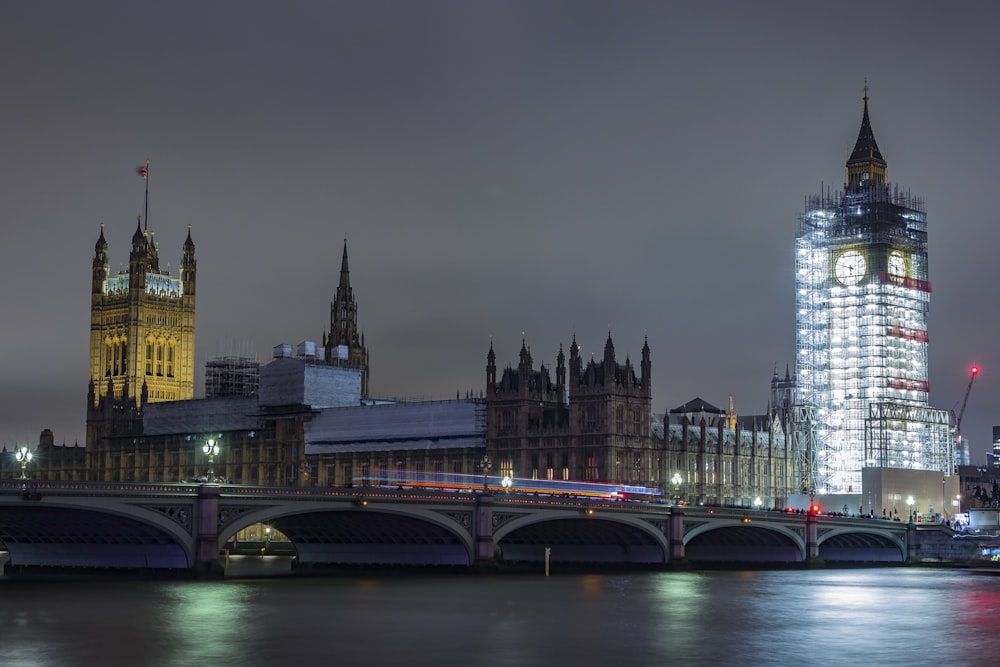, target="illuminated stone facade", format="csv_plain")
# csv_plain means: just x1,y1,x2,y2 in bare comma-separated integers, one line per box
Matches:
86,221,196,459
